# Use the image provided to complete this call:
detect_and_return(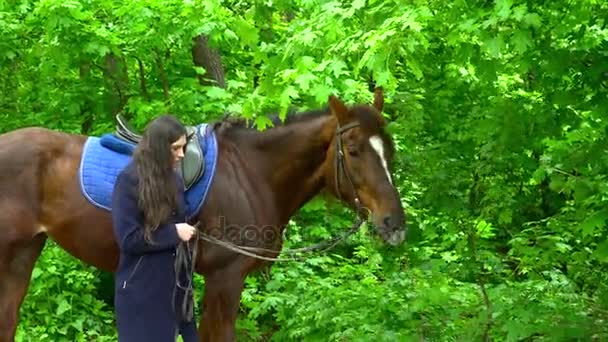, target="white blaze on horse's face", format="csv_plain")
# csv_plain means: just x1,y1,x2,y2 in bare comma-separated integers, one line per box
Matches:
369,135,392,185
